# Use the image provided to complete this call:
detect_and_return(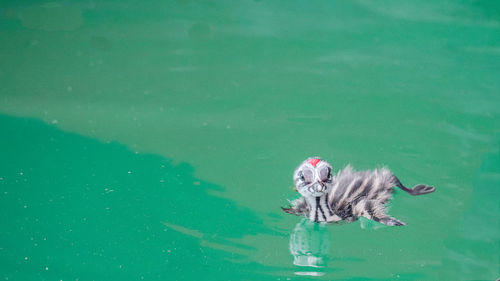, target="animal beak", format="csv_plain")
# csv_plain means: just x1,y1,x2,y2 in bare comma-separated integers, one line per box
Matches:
314,182,325,192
